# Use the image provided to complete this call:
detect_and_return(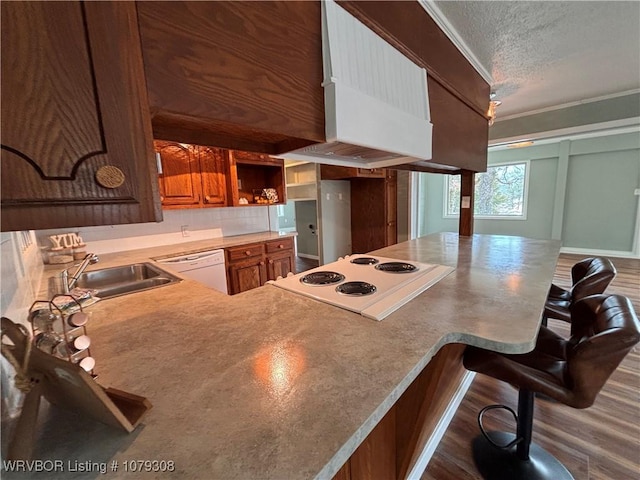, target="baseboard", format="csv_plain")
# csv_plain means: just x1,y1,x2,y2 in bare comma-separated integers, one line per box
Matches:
407,370,476,479
560,246,639,259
